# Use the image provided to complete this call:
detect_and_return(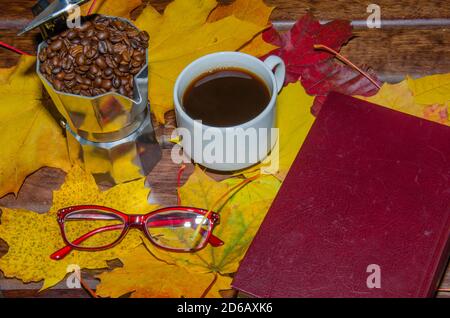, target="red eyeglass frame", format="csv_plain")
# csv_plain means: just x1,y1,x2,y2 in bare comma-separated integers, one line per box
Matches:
50,205,224,260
